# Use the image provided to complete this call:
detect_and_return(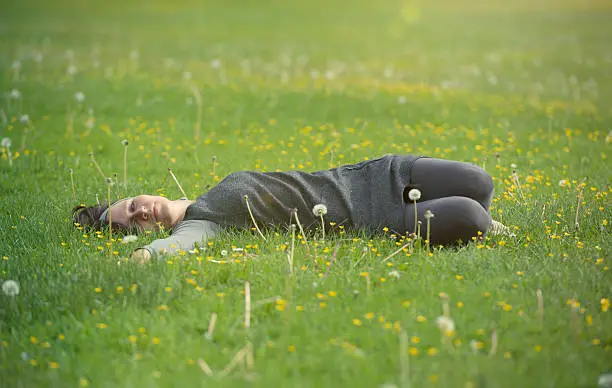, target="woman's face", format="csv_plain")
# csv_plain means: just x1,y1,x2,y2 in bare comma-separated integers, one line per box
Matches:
109,195,178,231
